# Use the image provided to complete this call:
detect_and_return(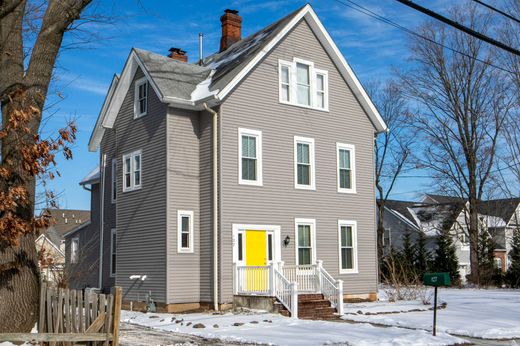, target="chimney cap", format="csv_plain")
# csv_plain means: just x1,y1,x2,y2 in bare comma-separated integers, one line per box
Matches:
224,9,239,15
169,47,186,55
